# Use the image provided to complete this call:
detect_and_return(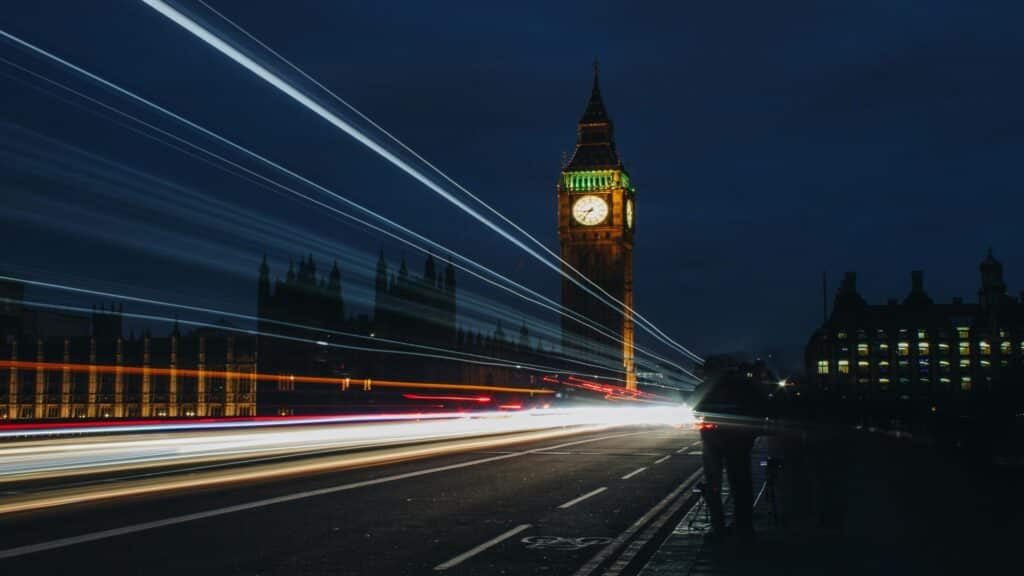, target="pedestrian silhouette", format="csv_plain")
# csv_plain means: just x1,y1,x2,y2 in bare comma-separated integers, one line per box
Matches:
693,369,766,544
